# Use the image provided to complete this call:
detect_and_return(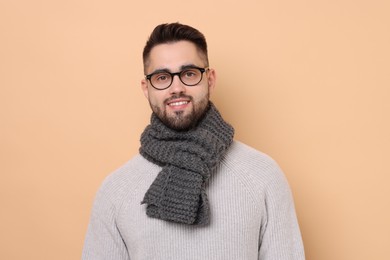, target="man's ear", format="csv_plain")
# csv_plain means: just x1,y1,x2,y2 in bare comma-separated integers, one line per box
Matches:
207,69,217,93
141,79,149,99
